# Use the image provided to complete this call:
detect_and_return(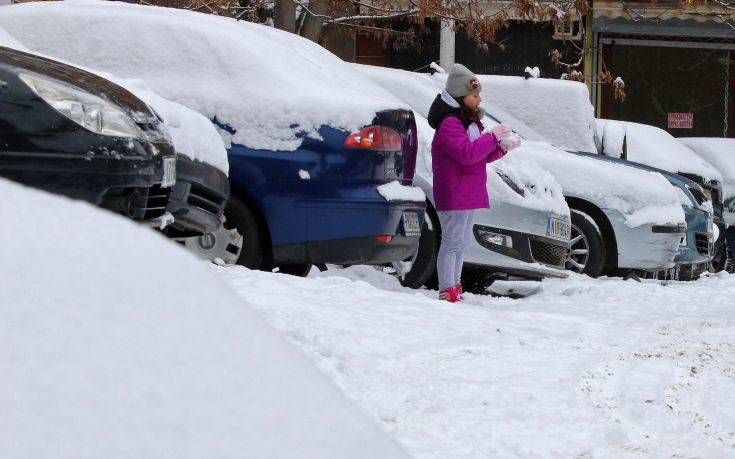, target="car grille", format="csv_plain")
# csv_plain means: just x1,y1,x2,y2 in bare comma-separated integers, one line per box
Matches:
187,182,227,216
530,239,567,268
100,185,170,221
695,233,711,256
